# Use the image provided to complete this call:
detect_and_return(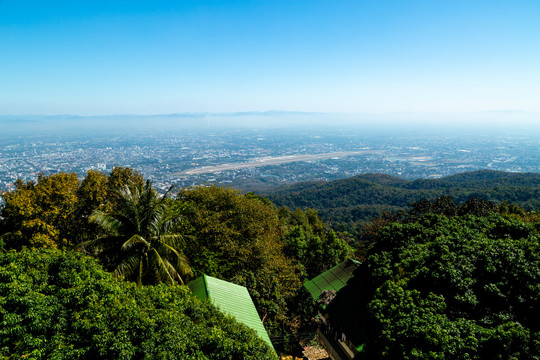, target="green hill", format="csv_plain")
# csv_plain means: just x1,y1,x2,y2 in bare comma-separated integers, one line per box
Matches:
261,170,540,233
